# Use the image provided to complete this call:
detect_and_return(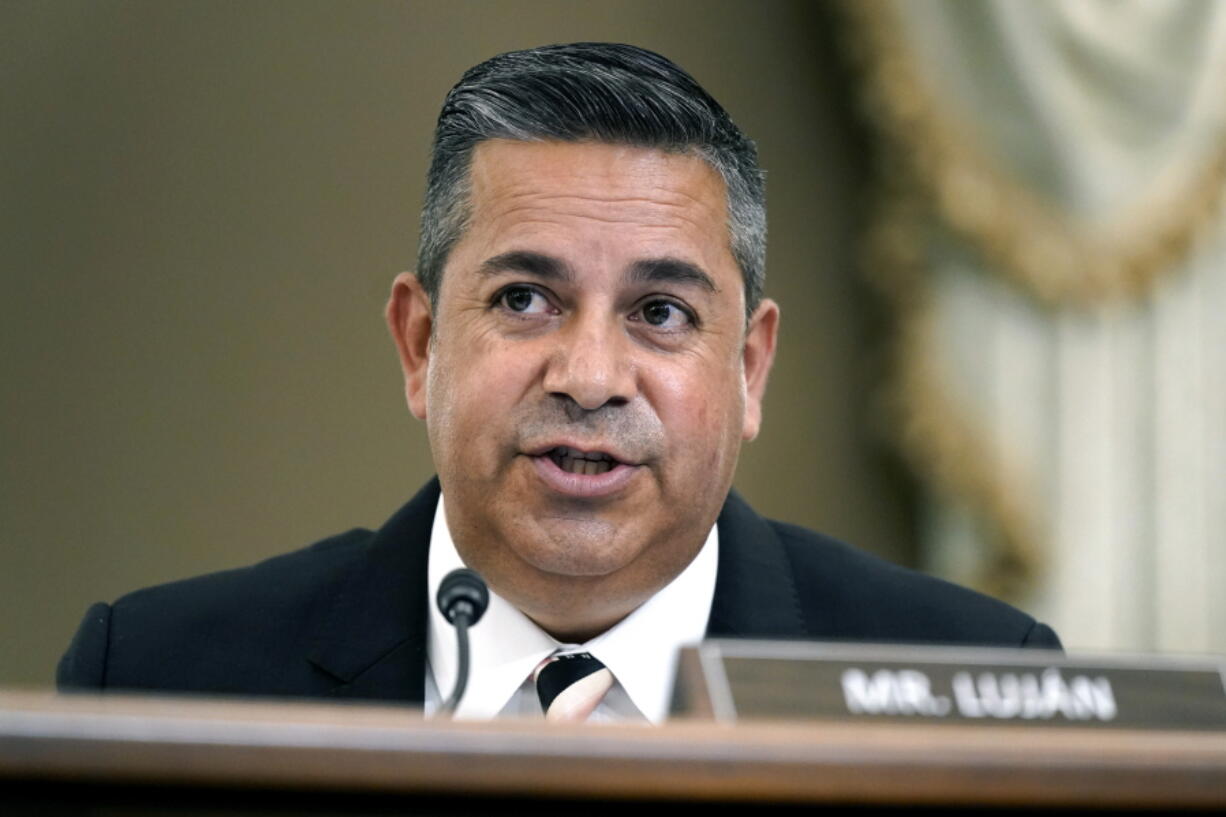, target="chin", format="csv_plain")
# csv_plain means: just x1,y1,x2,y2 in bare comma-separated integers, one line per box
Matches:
513,515,637,578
